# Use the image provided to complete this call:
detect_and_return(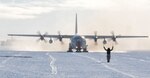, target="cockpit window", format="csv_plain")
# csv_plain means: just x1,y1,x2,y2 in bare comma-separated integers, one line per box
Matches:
74,36,82,40
71,36,83,42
